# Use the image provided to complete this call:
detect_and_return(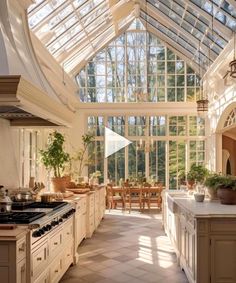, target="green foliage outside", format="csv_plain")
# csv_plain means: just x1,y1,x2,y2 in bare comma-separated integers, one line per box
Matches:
187,164,209,184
